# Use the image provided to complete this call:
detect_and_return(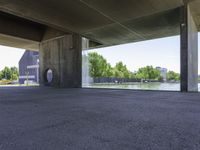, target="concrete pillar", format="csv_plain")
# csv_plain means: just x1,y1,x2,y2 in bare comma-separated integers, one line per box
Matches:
82,38,90,86
180,4,198,92
39,34,82,88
